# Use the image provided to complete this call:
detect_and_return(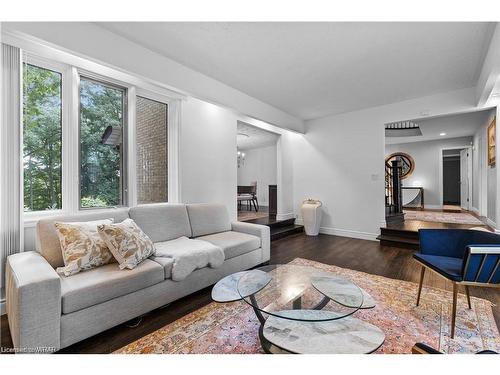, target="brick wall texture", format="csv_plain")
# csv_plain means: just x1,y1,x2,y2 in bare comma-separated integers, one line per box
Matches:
136,96,168,204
